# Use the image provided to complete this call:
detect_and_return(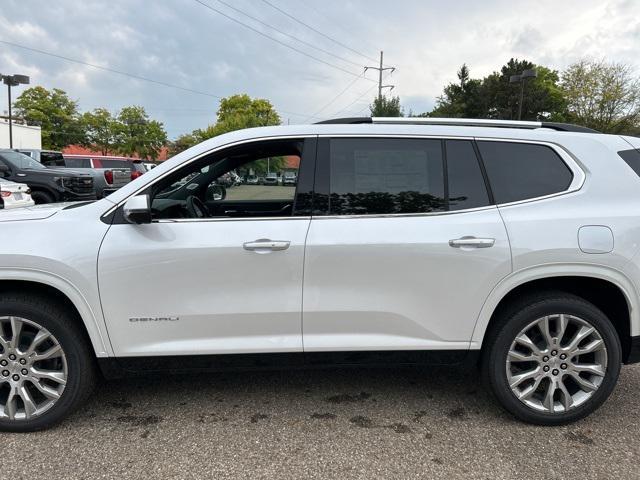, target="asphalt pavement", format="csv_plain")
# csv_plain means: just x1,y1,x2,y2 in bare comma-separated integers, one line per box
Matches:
2,363,640,479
